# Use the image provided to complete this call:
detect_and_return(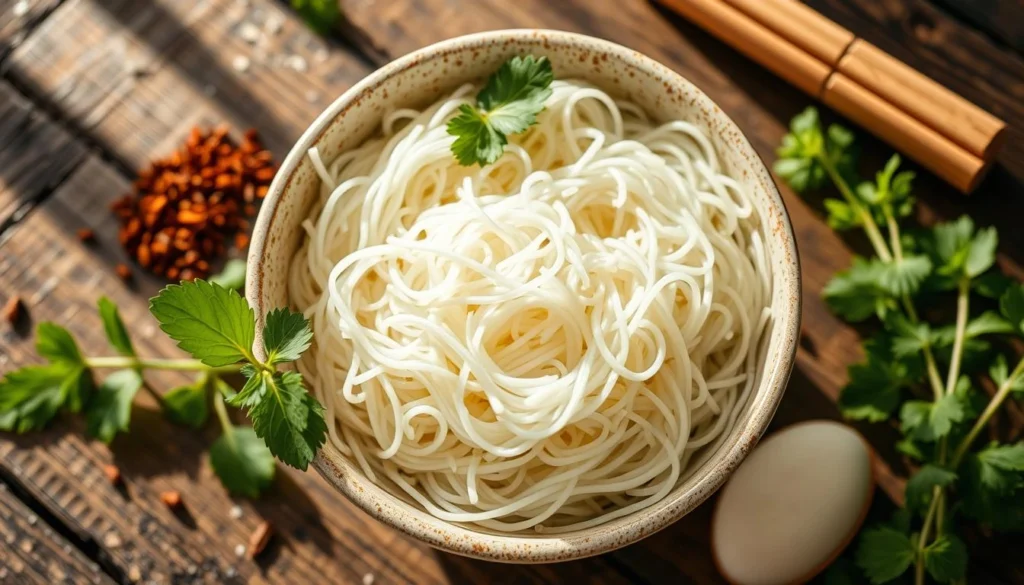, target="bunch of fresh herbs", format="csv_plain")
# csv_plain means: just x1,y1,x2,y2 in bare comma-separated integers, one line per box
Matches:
0,280,325,498
776,107,1024,584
